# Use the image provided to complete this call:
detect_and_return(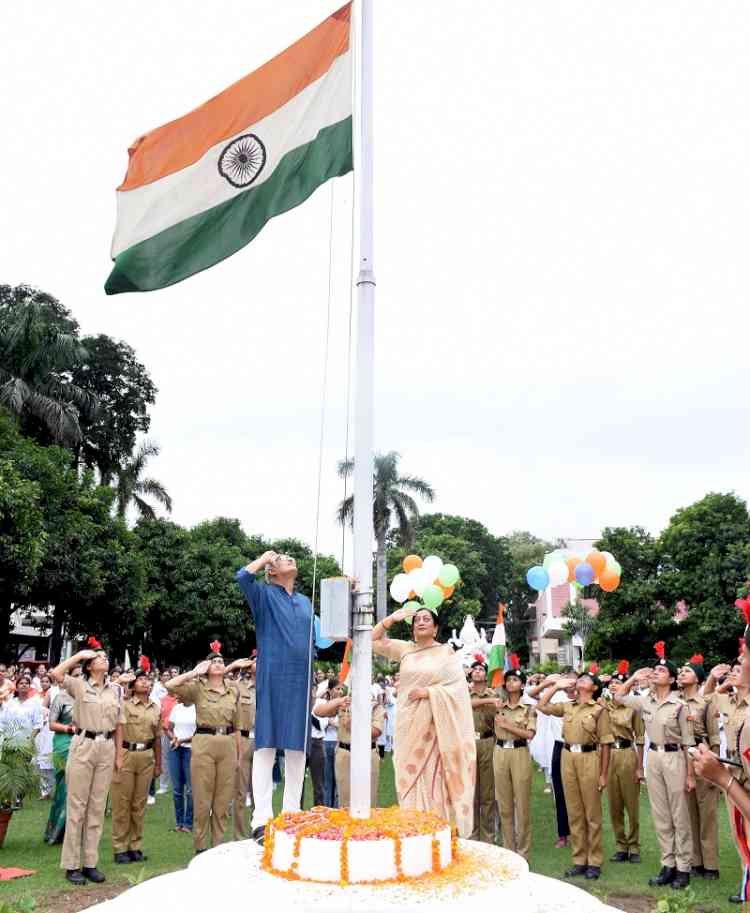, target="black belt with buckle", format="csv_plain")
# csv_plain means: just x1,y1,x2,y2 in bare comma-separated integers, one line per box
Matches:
123,739,154,752
564,743,596,754
650,743,679,752
339,741,377,751
476,730,494,740
612,739,633,749
80,730,114,741
196,725,235,736
496,739,528,749
240,729,253,738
